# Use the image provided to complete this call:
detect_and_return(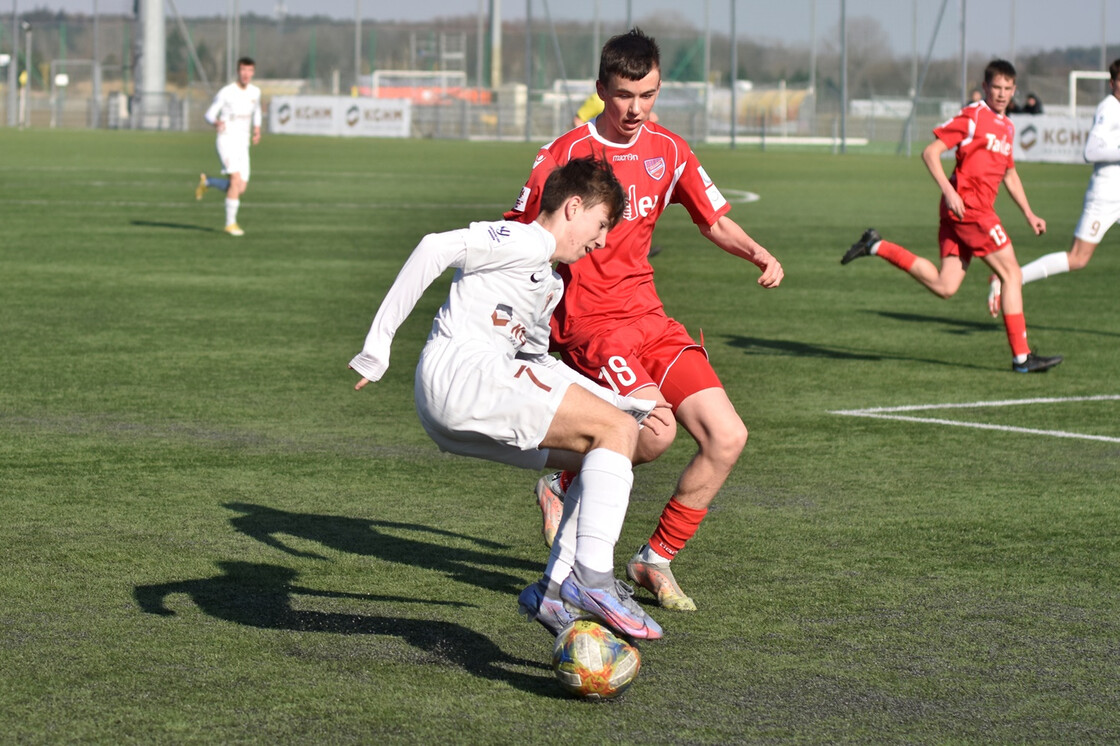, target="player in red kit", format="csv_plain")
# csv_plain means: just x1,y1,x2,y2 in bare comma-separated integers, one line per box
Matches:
841,59,1061,373
506,28,784,612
